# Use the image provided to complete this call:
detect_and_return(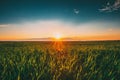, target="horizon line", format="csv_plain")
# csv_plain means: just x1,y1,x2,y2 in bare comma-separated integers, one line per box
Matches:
0,40,120,42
